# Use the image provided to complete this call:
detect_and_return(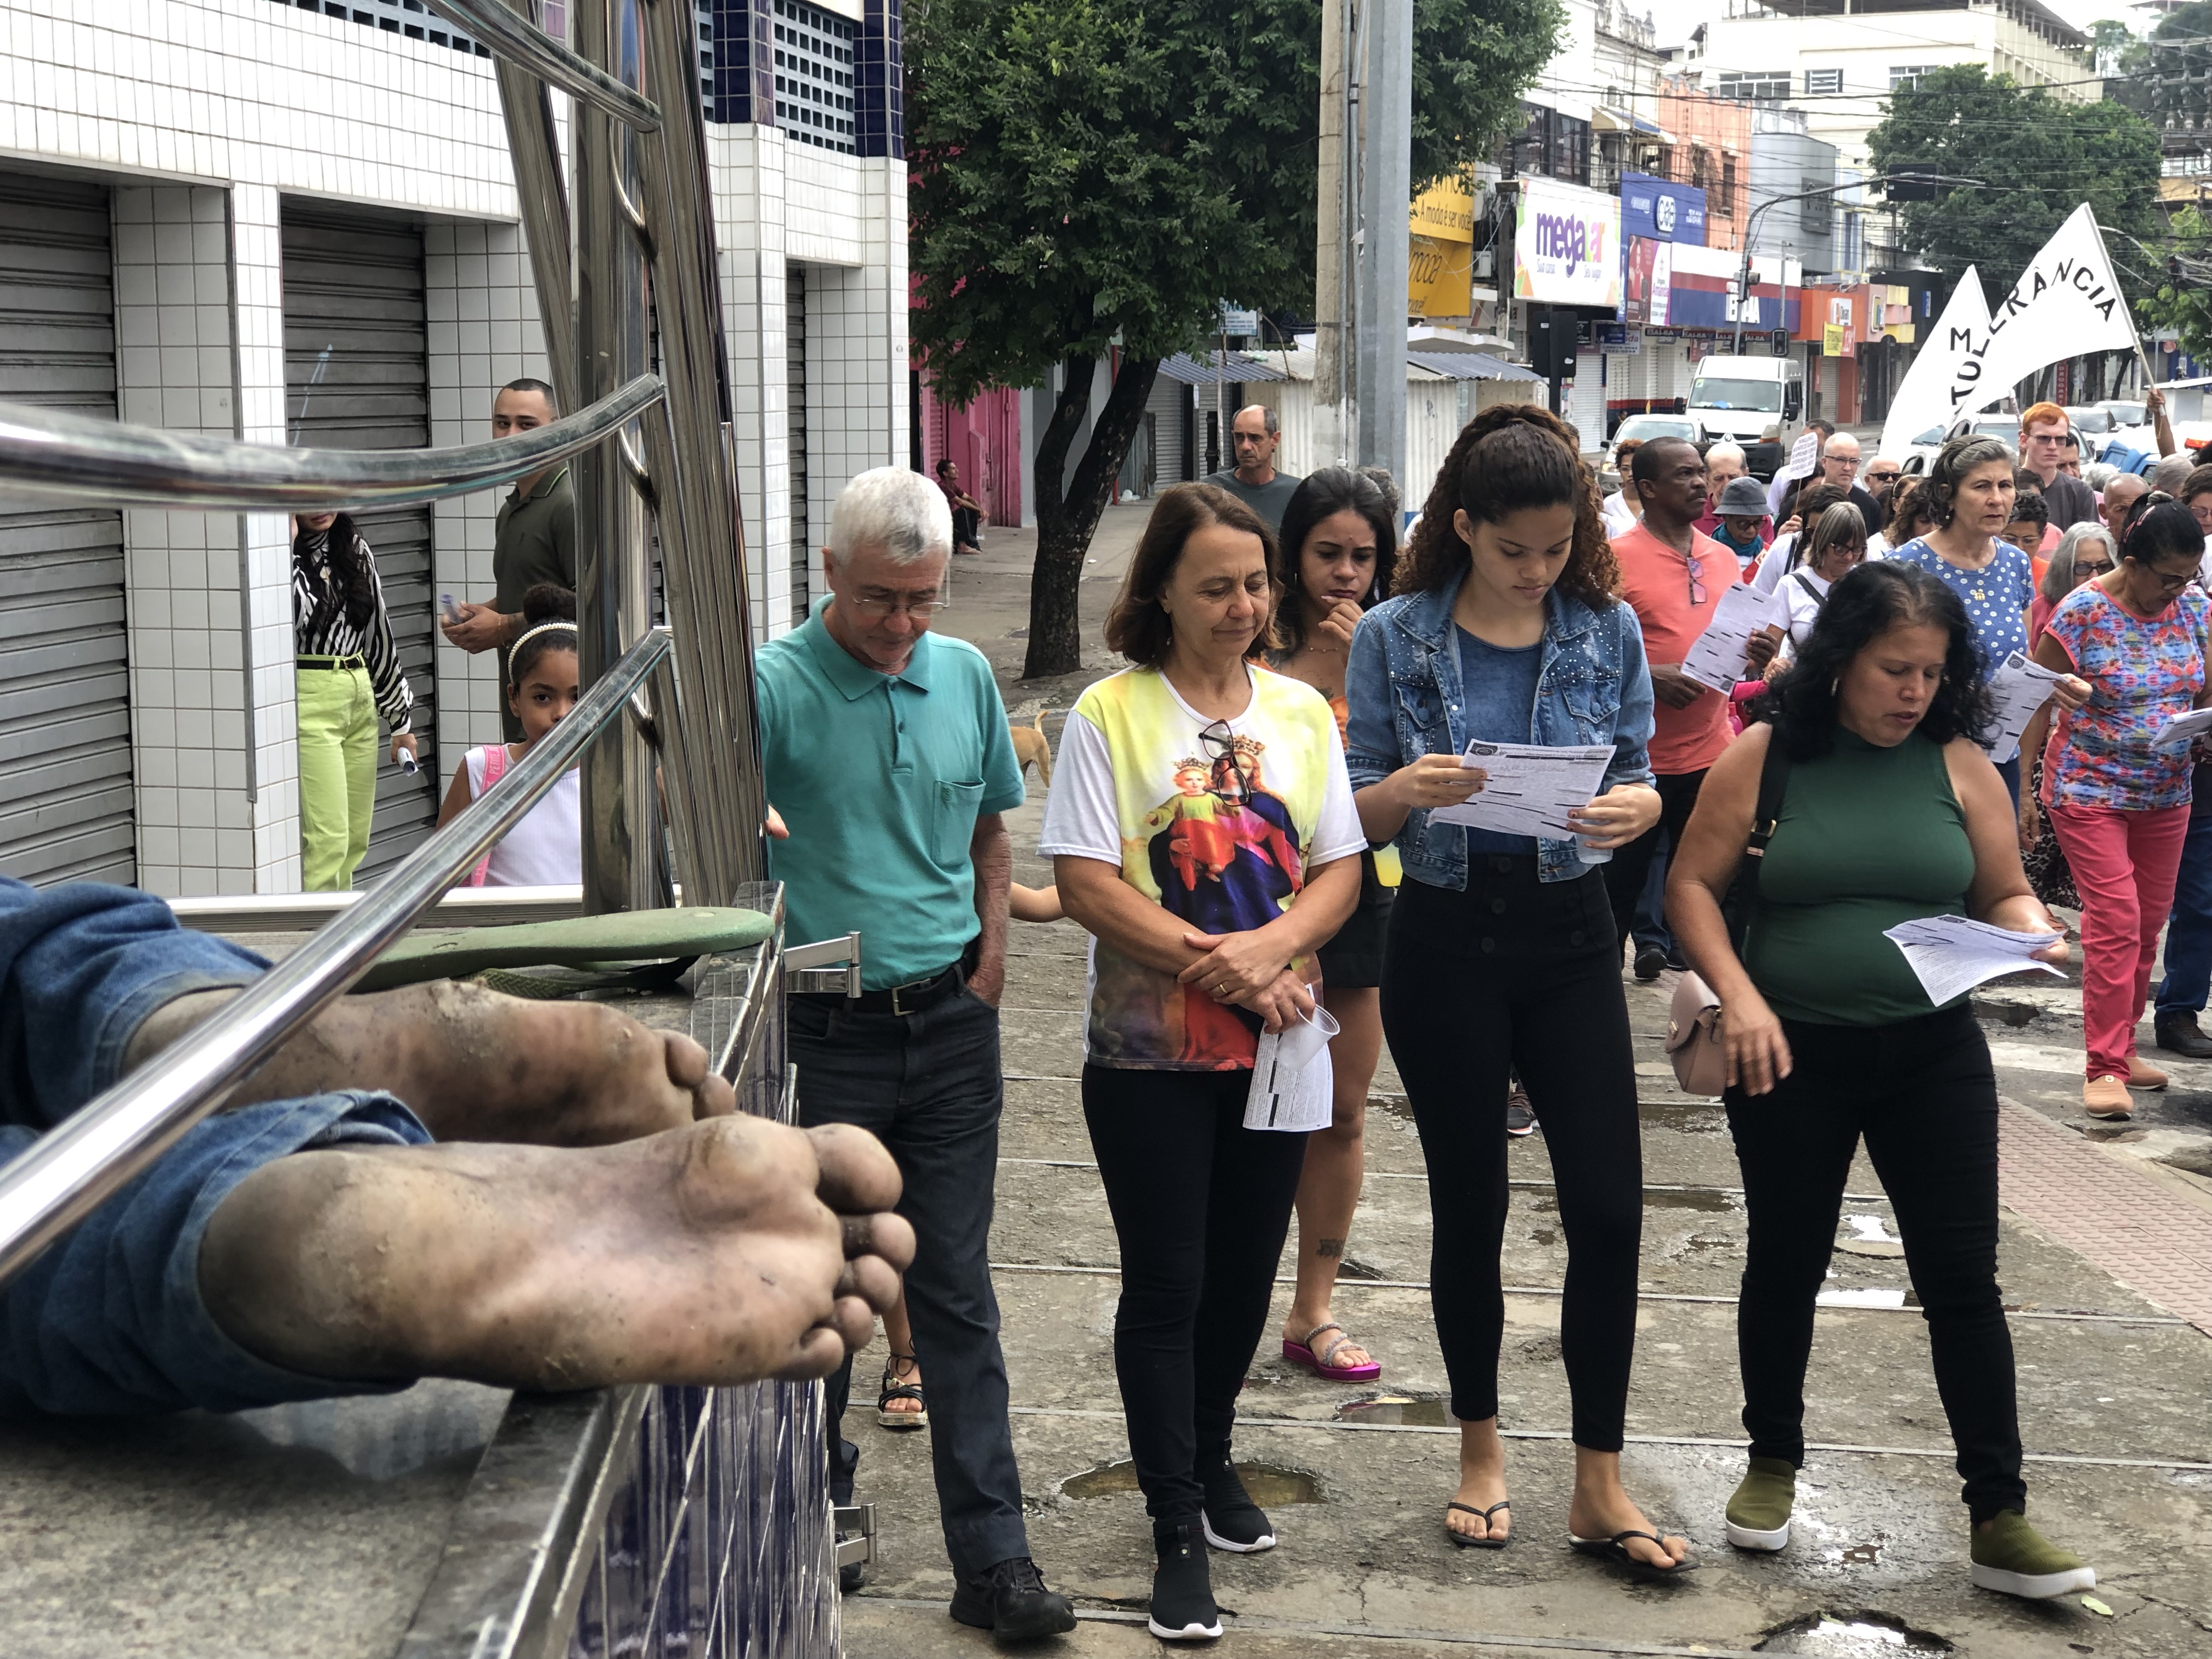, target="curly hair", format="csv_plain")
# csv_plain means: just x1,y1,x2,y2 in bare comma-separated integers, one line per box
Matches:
1395,403,1618,606
1273,467,1400,656
1760,561,1994,761
1922,434,2015,530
